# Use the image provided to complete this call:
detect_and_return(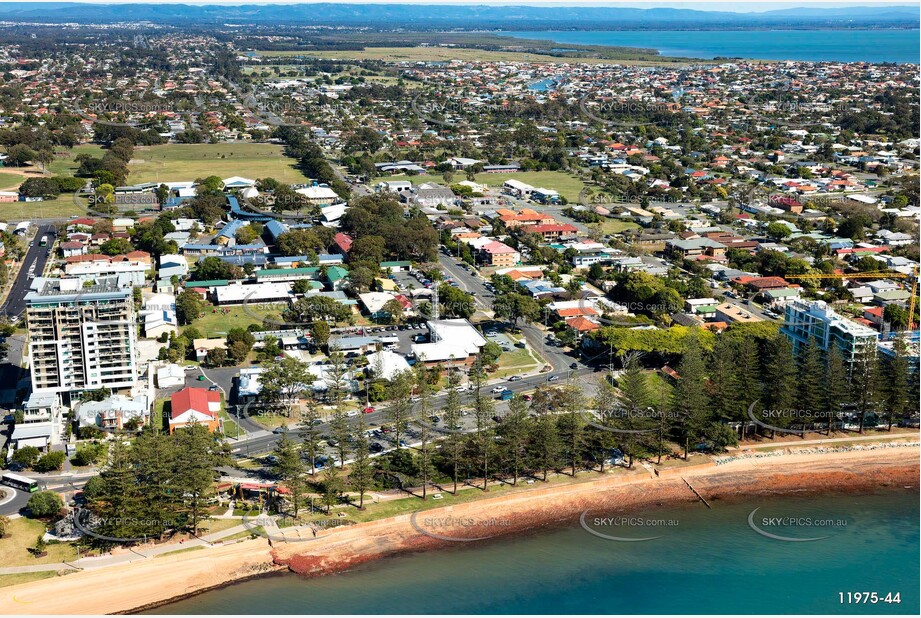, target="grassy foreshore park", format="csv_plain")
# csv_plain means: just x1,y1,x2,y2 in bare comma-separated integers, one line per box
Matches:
0,431,916,593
